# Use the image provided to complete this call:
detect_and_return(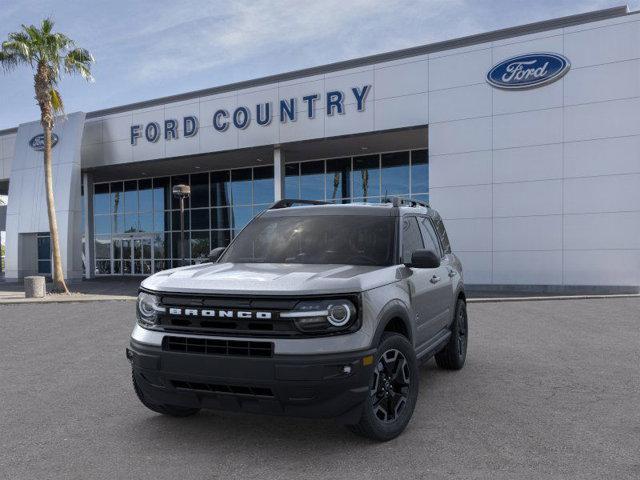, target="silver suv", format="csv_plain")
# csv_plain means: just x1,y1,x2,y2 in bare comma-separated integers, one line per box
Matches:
127,197,468,441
